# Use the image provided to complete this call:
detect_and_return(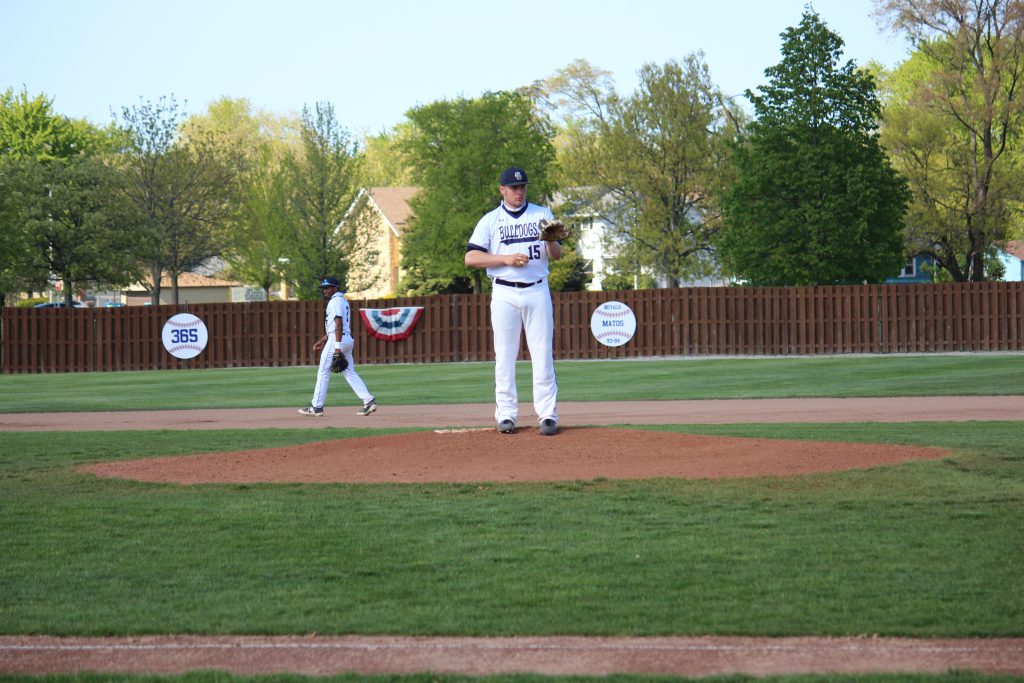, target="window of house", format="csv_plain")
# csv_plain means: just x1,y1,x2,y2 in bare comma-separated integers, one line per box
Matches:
901,258,916,277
